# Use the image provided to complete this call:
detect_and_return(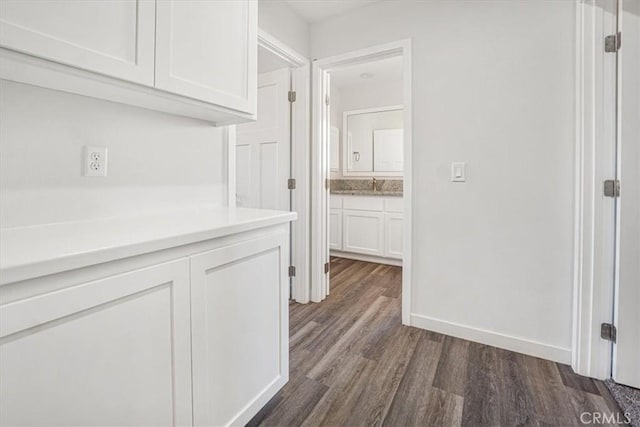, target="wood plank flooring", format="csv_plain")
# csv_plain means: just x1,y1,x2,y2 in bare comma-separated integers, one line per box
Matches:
249,258,622,426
